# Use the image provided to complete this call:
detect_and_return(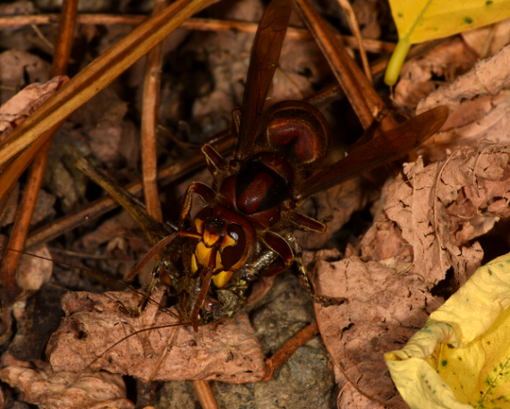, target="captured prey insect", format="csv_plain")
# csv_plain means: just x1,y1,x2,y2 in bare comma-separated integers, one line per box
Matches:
78,0,448,330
